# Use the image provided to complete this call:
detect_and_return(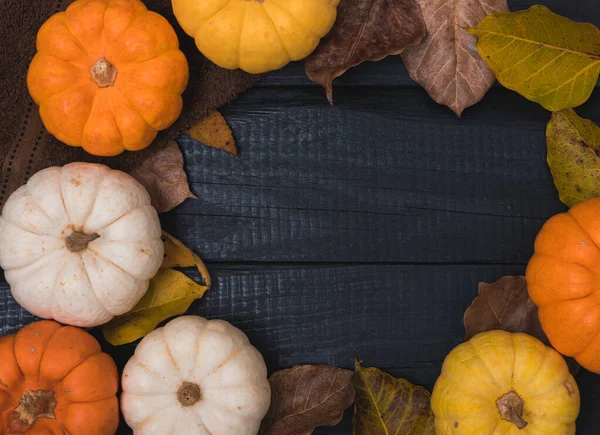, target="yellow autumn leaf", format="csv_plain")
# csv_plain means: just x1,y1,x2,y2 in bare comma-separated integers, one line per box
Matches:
188,110,237,156
101,269,209,346
161,231,211,288
102,232,211,345
469,6,600,112
546,109,600,207
353,360,434,434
